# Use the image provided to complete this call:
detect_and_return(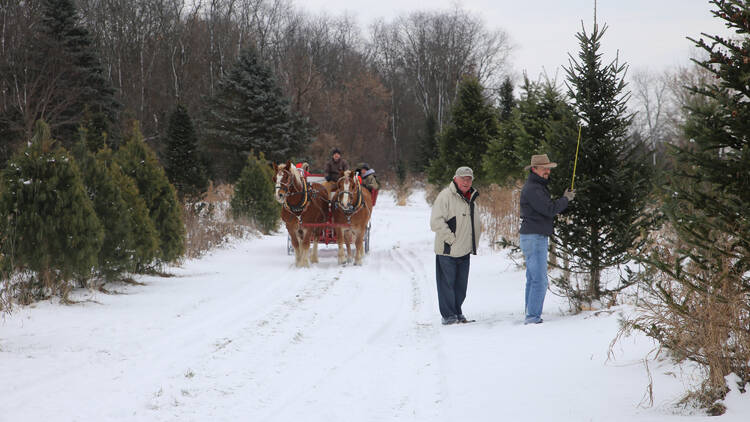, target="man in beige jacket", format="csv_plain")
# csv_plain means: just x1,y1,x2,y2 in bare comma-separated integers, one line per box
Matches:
430,166,482,325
